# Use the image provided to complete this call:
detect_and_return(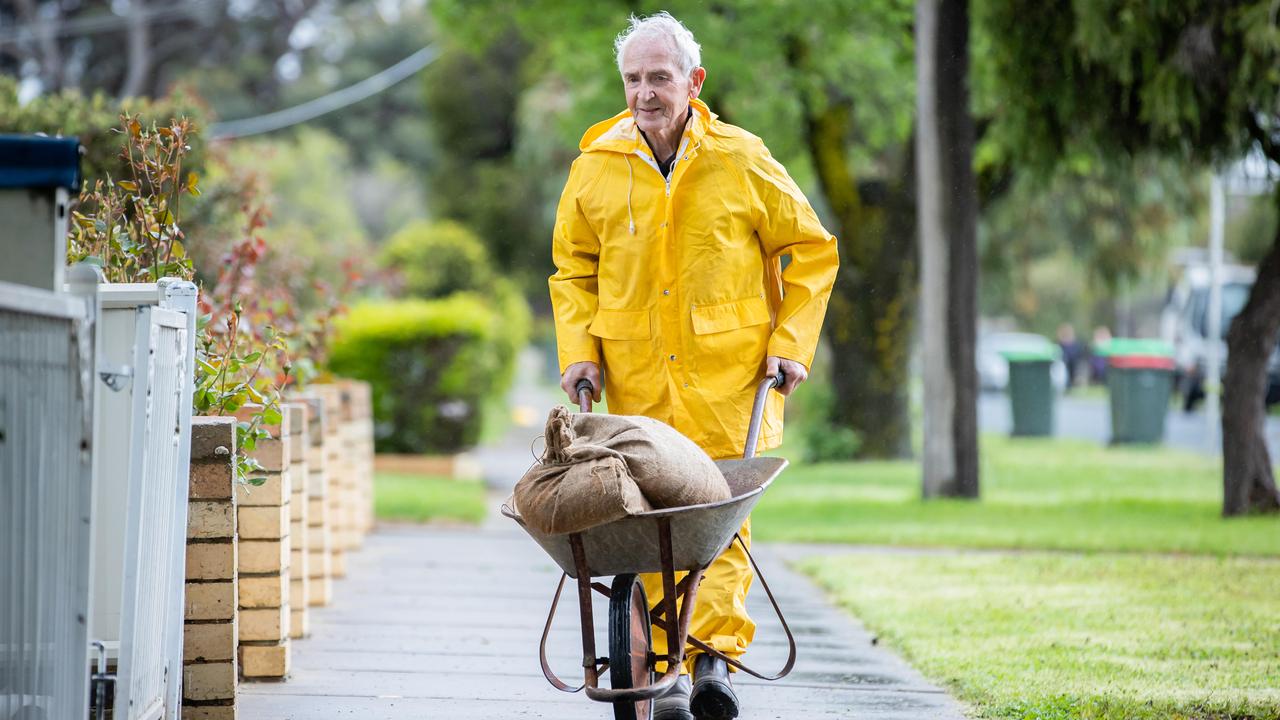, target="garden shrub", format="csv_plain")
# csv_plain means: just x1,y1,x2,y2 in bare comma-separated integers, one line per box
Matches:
328,294,520,453
0,76,210,186
375,218,532,411
380,220,495,299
